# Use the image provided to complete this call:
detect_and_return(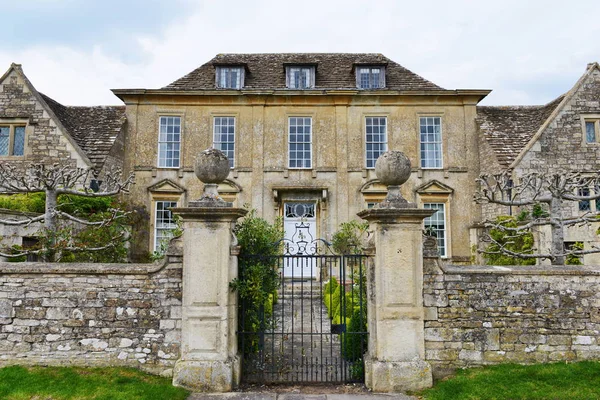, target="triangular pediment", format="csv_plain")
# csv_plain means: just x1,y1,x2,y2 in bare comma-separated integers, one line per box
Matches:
147,179,186,194
360,179,388,193
218,179,242,193
416,180,454,194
